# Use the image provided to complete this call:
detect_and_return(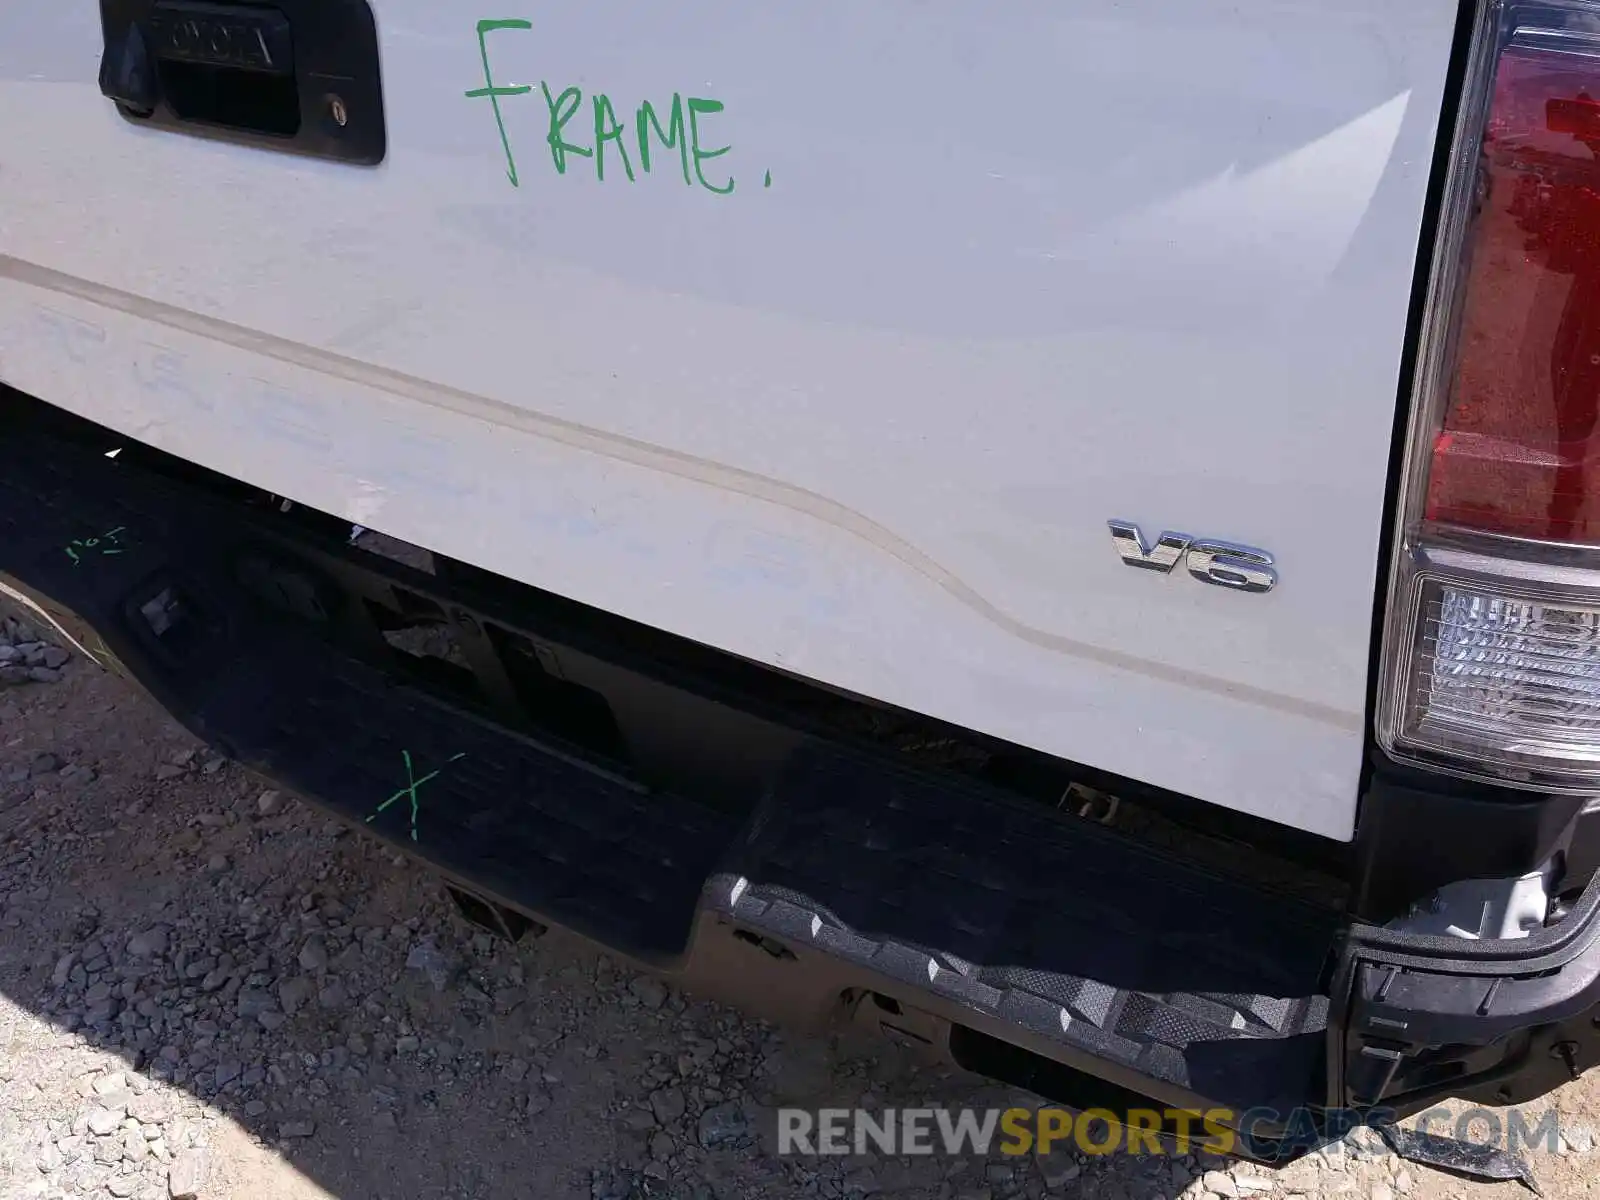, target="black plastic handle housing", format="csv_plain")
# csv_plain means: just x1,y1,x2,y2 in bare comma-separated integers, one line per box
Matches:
98,0,385,165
